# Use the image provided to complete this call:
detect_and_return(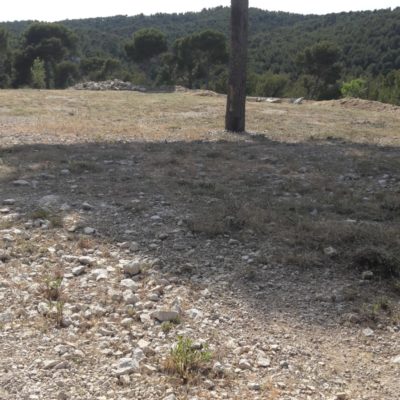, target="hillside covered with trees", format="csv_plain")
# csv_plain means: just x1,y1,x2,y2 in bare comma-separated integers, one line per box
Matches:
1,6,400,104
